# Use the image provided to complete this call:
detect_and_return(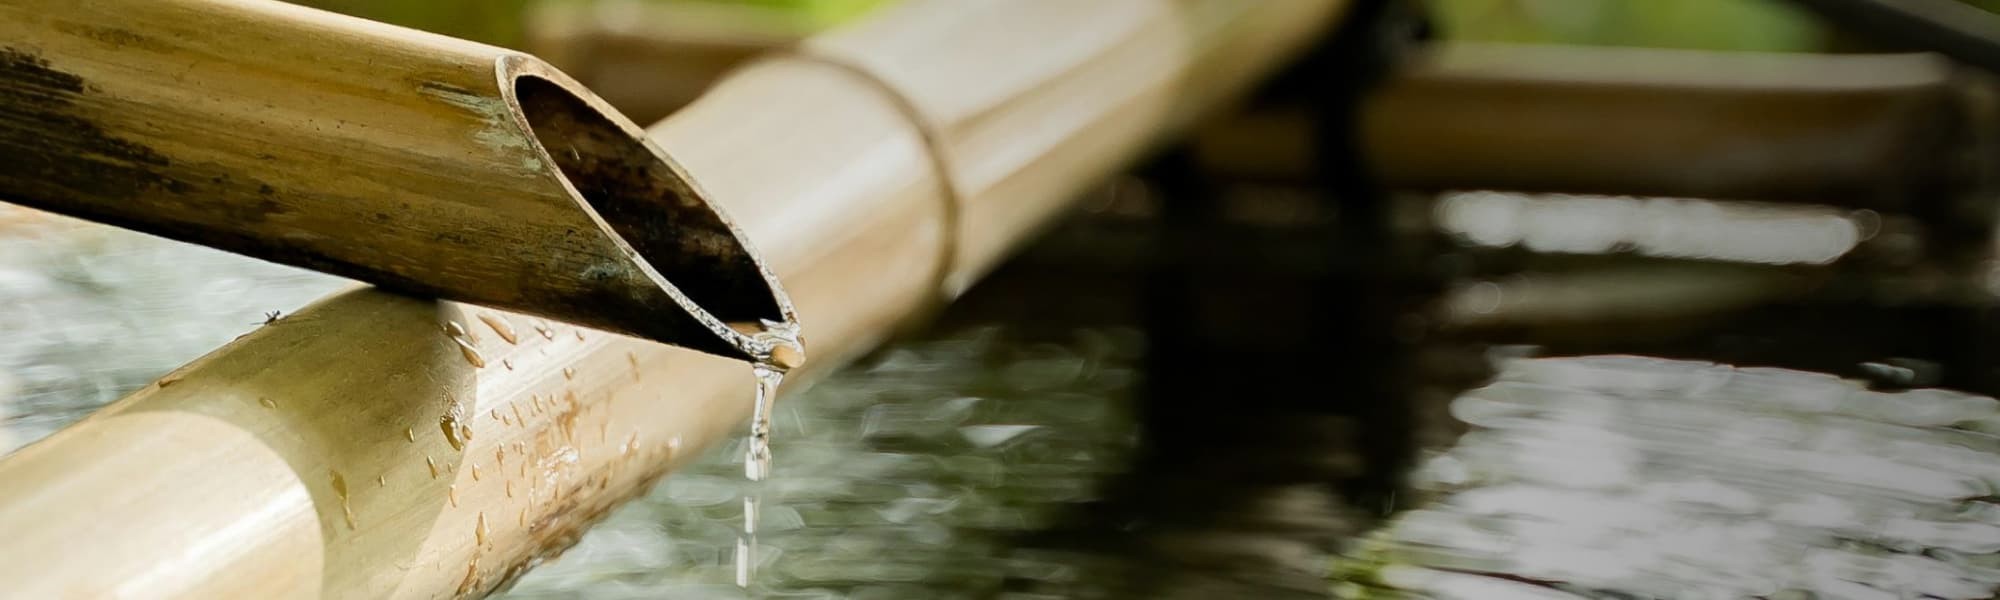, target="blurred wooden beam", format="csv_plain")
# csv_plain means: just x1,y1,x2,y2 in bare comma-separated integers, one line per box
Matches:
1199,43,1982,212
